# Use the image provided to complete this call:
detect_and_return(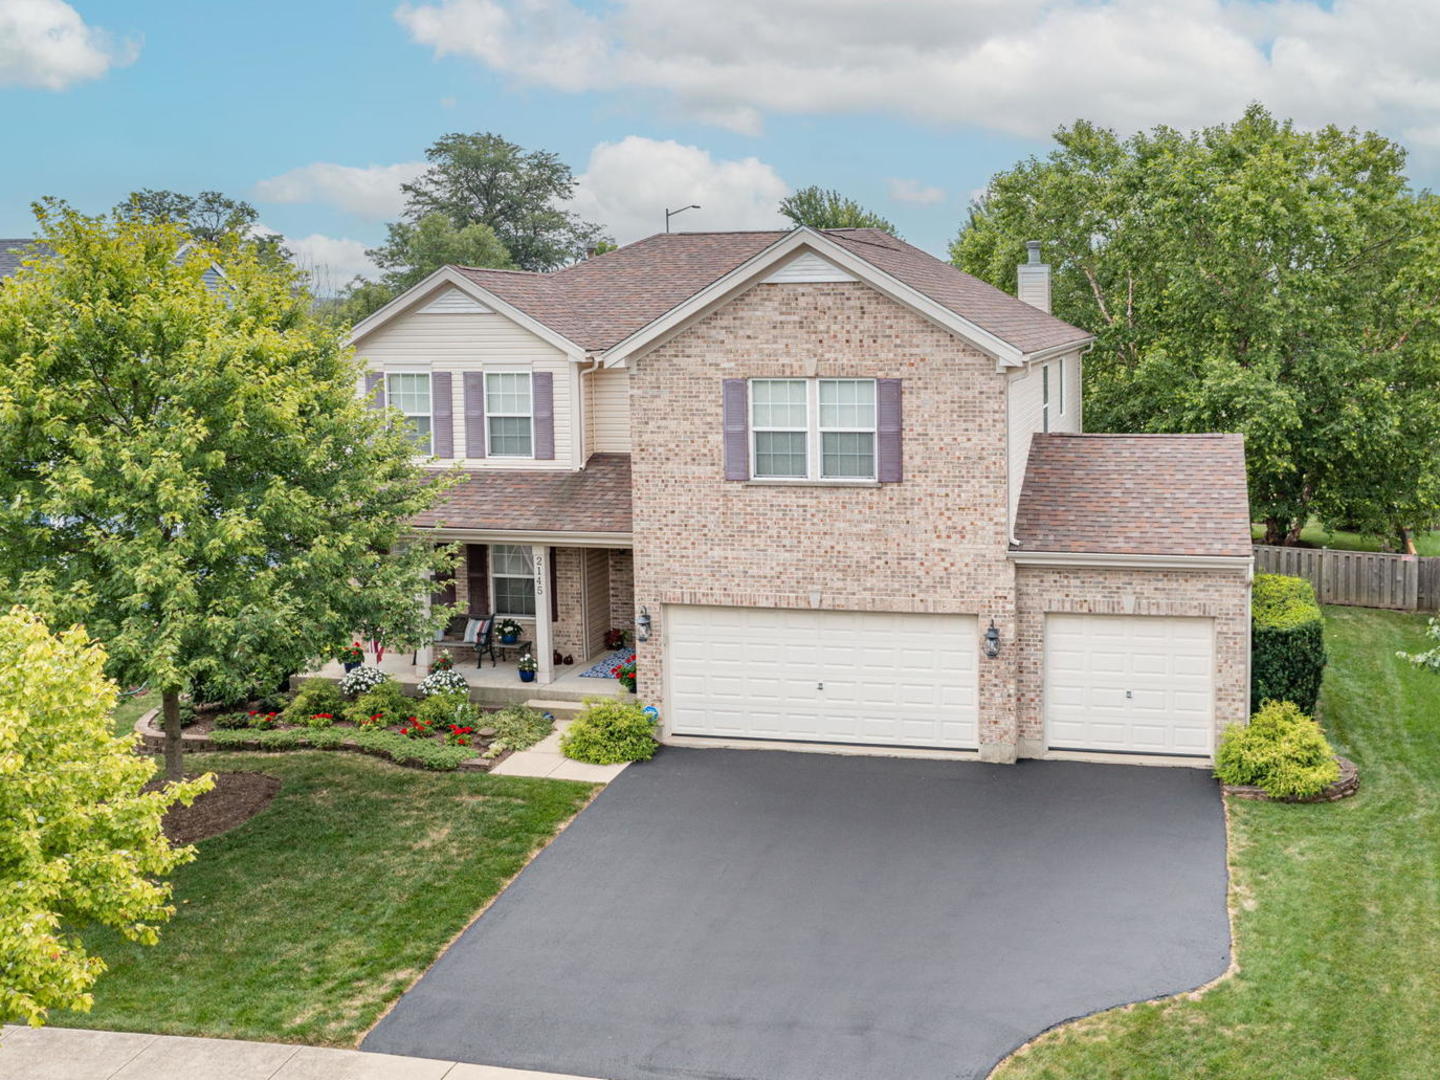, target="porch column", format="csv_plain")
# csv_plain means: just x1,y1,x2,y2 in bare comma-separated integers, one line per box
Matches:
532,544,553,685
415,567,434,672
